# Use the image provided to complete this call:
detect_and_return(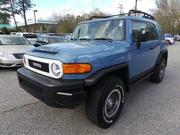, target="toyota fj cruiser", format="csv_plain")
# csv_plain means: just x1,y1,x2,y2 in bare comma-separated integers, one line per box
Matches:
17,10,168,129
